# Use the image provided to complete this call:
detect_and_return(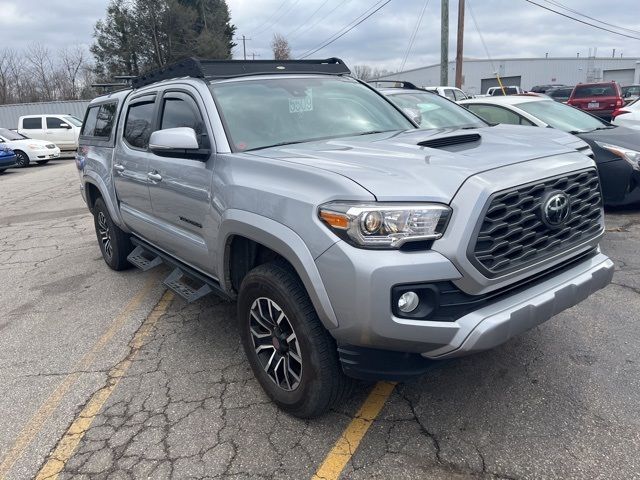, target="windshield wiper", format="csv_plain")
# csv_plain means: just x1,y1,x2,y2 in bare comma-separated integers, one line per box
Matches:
353,130,393,136
245,139,310,151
